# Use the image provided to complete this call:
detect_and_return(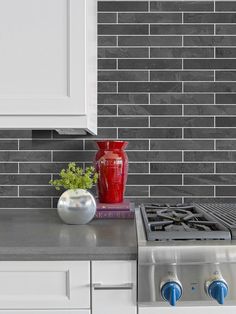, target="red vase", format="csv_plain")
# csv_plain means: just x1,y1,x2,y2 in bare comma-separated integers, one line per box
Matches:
95,140,128,203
